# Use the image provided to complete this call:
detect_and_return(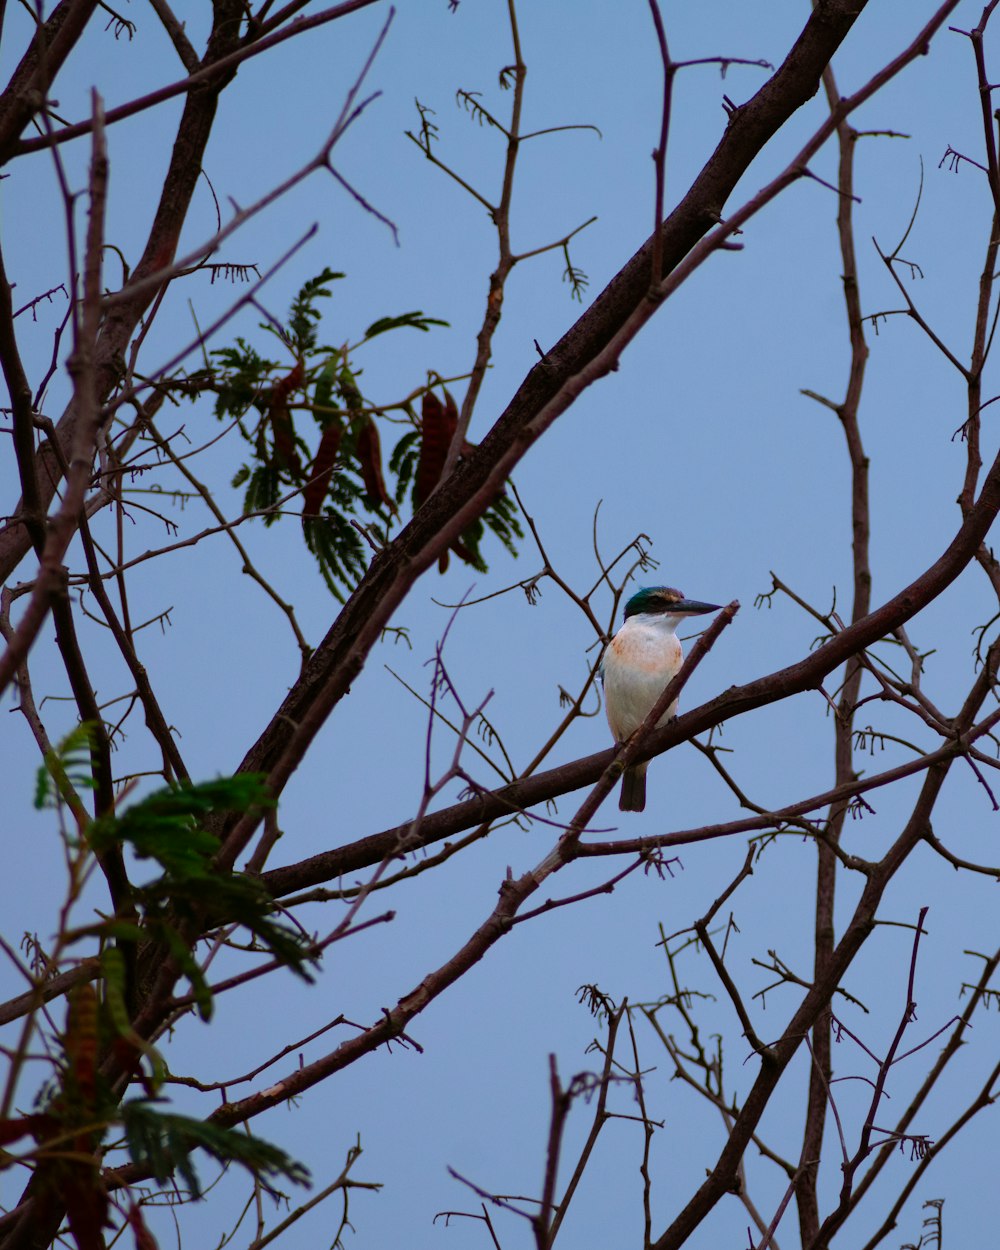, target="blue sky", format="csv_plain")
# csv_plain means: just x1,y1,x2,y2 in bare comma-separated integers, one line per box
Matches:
3,2,1000,1247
